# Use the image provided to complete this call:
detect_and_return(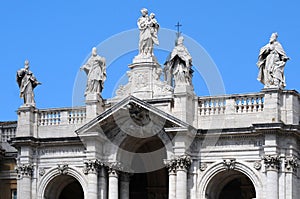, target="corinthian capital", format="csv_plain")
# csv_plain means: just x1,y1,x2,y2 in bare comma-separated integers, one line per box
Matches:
262,155,280,170
175,155,192,171
16,164,33,179
284,156,299,172
83,159,104,175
